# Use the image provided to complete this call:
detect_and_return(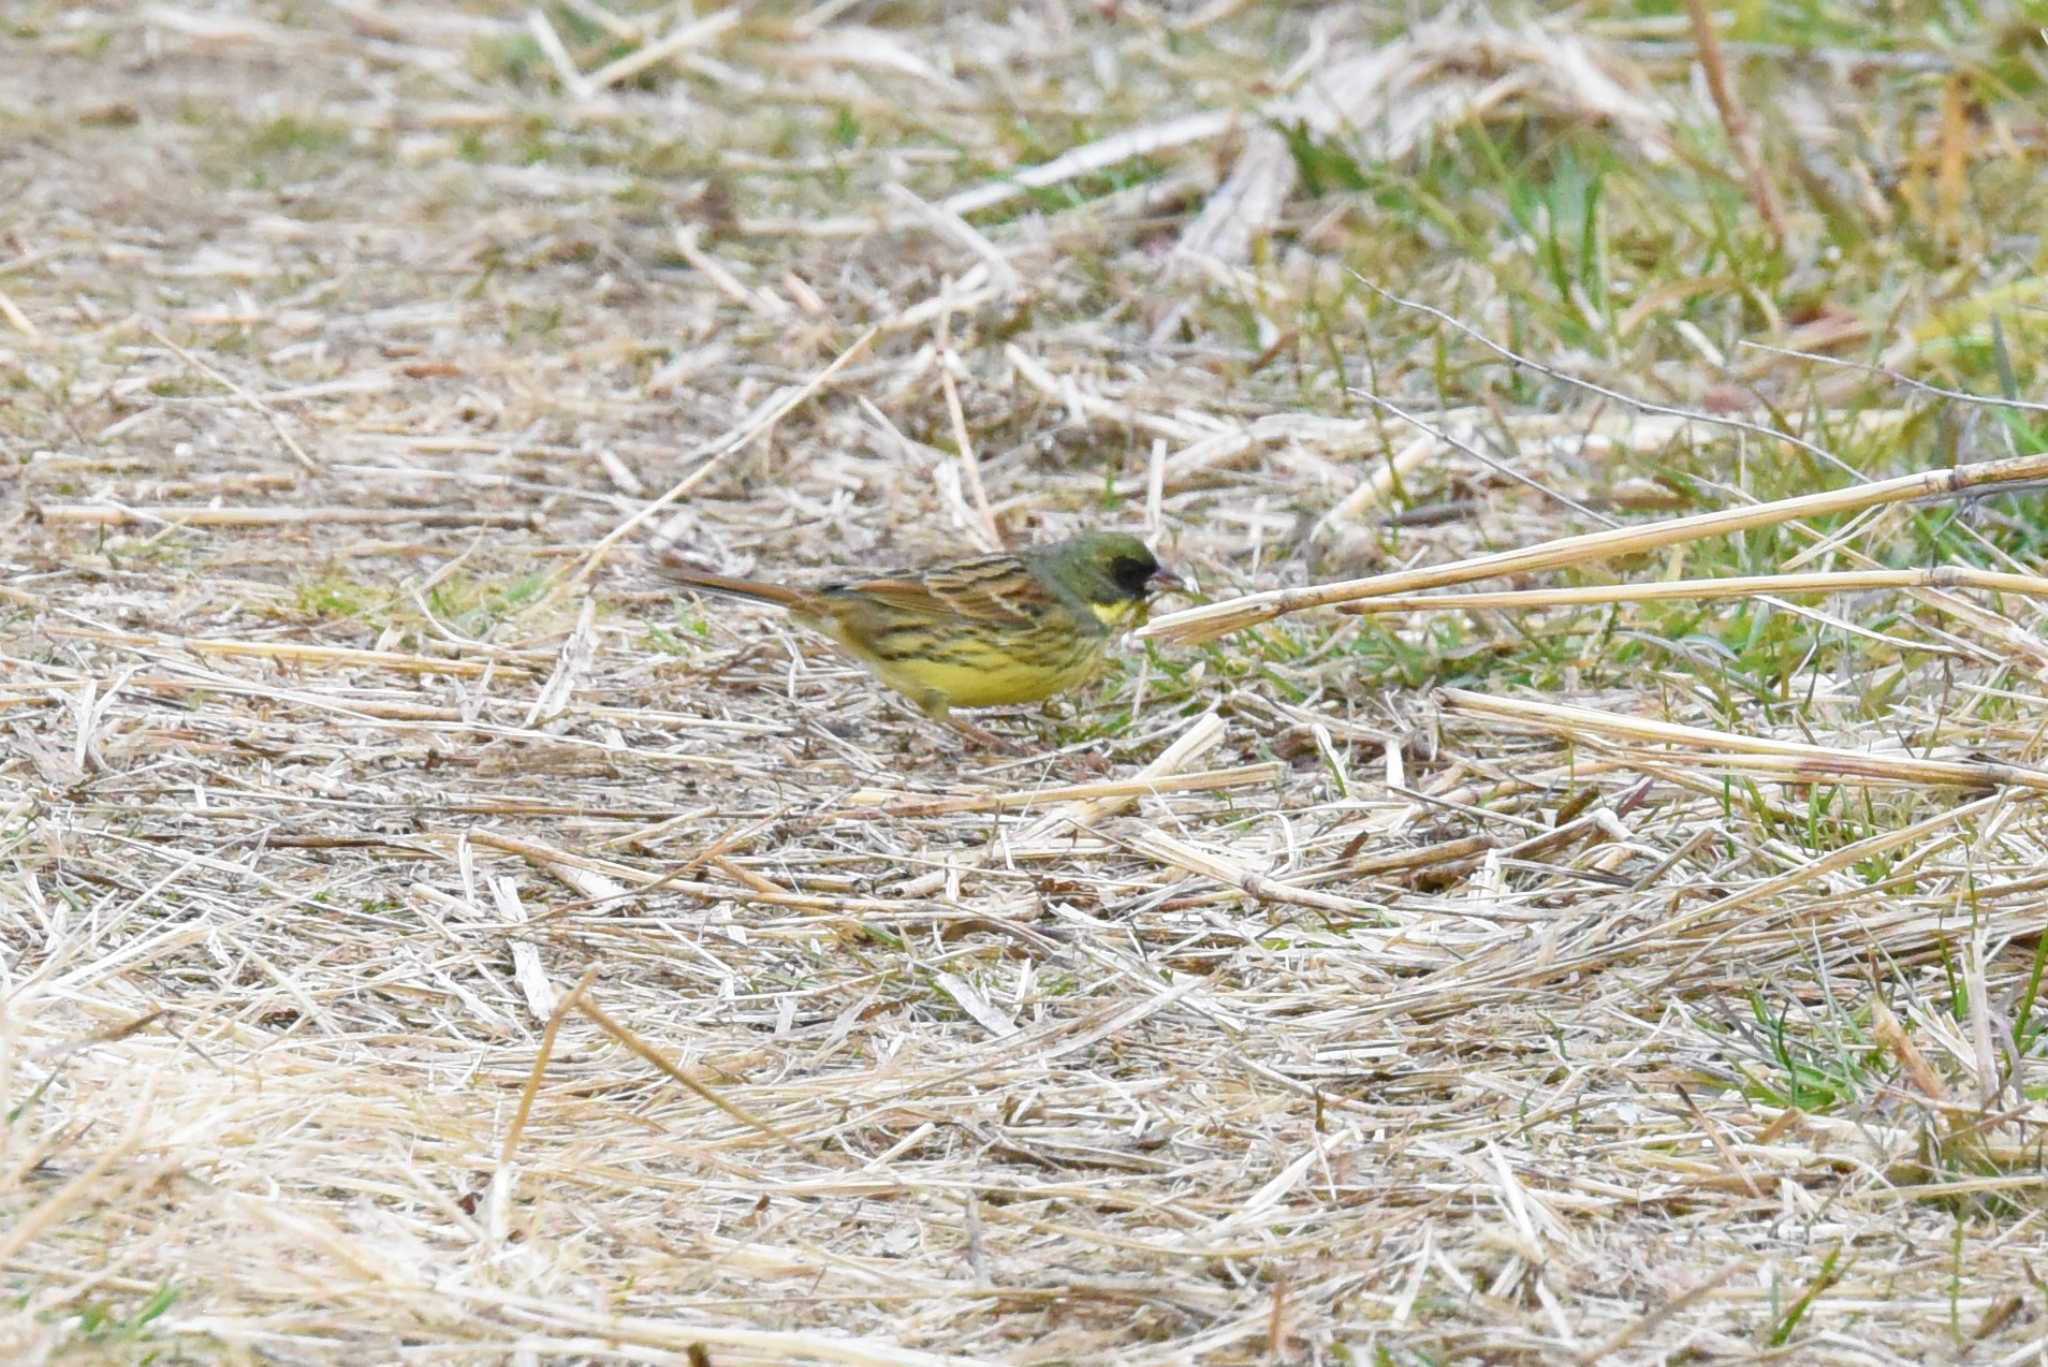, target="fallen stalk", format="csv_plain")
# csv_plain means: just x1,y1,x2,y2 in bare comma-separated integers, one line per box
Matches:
1338,567,2048,615
35,504,538,529
1141,449,2048,644
1441,689,2048,794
